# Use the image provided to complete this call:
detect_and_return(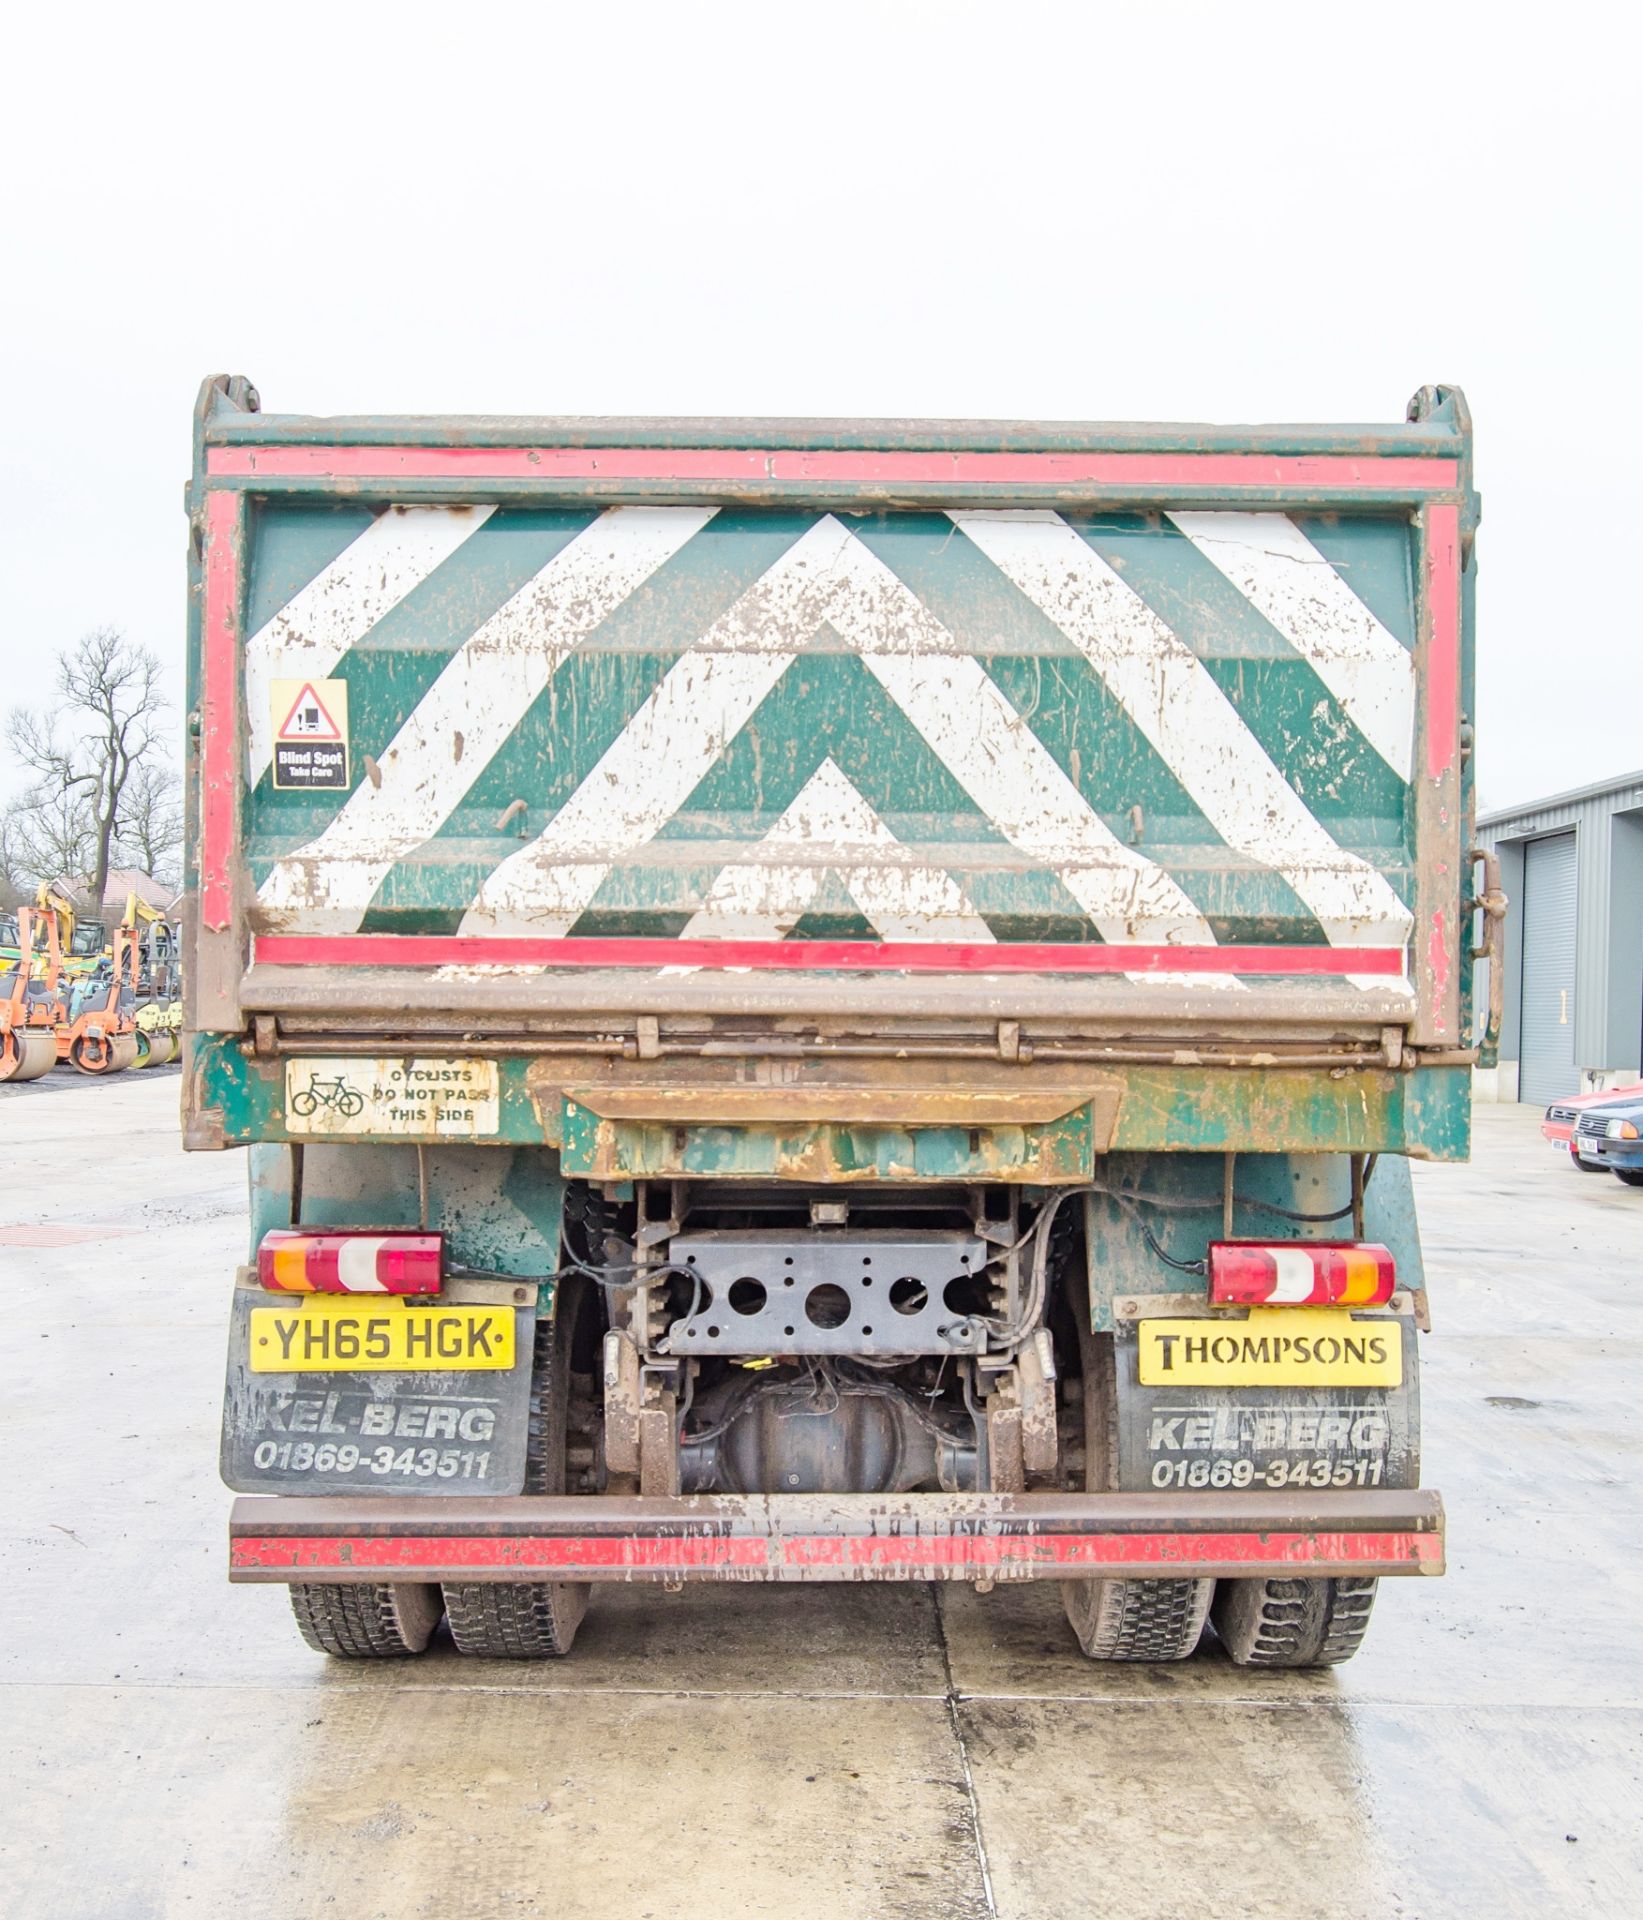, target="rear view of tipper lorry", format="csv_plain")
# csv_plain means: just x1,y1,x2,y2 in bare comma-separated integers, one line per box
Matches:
191,380,1489,1665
